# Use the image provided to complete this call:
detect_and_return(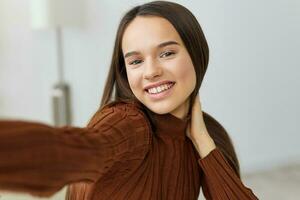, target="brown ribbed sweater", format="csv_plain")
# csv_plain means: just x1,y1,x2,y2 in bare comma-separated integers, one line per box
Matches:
0,101,258,199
